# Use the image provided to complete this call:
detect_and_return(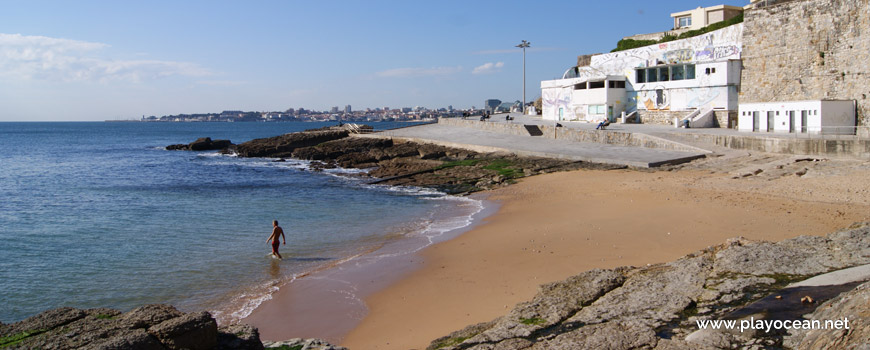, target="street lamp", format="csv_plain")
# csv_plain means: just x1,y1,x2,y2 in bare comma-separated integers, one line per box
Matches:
516,40,530,115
